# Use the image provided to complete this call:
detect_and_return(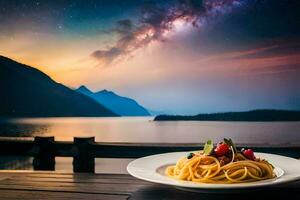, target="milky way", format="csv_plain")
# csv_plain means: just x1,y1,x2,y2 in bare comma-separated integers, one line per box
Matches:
1,0,300,113
91,0,245,66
